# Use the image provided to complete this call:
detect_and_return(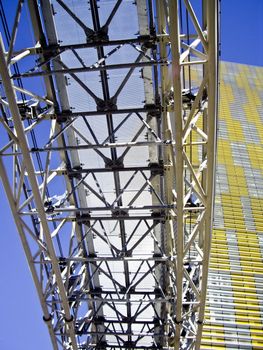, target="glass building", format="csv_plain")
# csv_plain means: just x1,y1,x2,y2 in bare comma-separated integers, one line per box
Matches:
202,62,263,349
